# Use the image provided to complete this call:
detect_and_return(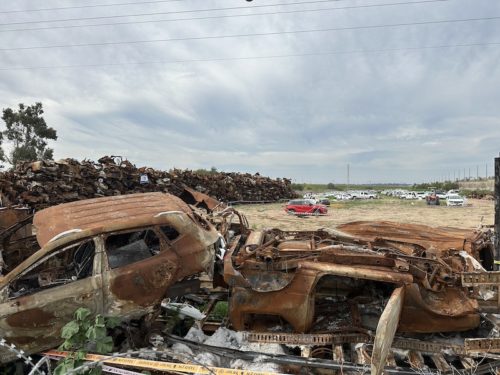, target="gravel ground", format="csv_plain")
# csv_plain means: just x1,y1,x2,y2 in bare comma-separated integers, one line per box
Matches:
235,198,494,231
